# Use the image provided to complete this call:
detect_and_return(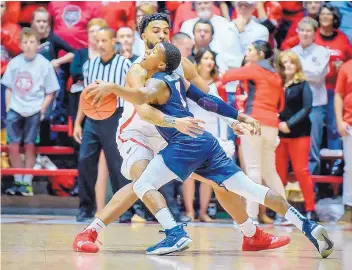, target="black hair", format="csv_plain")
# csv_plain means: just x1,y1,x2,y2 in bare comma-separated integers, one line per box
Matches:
171,32,192,42
318,3,342,29
194,47,218,79
138,12,171,37
193,19,215,36
252,40,274,59
161,42,181,74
